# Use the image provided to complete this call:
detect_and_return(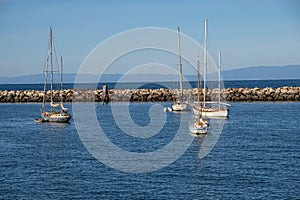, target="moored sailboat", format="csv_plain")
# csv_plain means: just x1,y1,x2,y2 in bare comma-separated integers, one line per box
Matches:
189,56,209,134
172,27,190,112
193,19,230,118
213,50,230,116
37,26,71,123
193,50,230,118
